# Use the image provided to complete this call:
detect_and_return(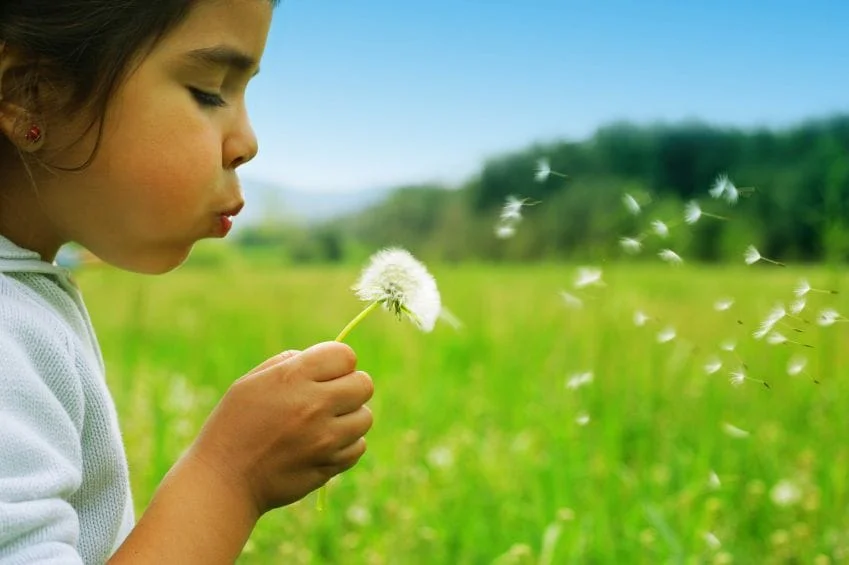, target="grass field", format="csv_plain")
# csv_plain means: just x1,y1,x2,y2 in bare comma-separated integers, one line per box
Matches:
78,257,849,564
